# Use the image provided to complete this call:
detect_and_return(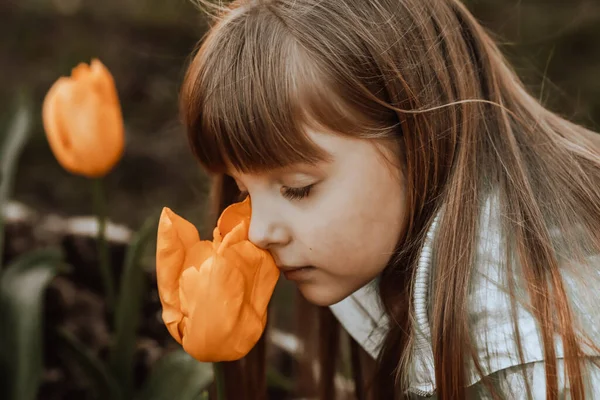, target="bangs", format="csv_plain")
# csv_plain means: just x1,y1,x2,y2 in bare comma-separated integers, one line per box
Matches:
180,5,387,175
